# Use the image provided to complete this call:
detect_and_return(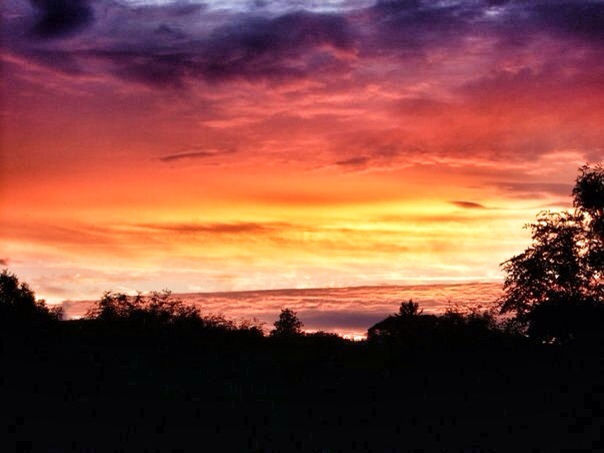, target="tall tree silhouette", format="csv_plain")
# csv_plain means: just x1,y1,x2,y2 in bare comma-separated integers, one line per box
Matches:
499,163,604,343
